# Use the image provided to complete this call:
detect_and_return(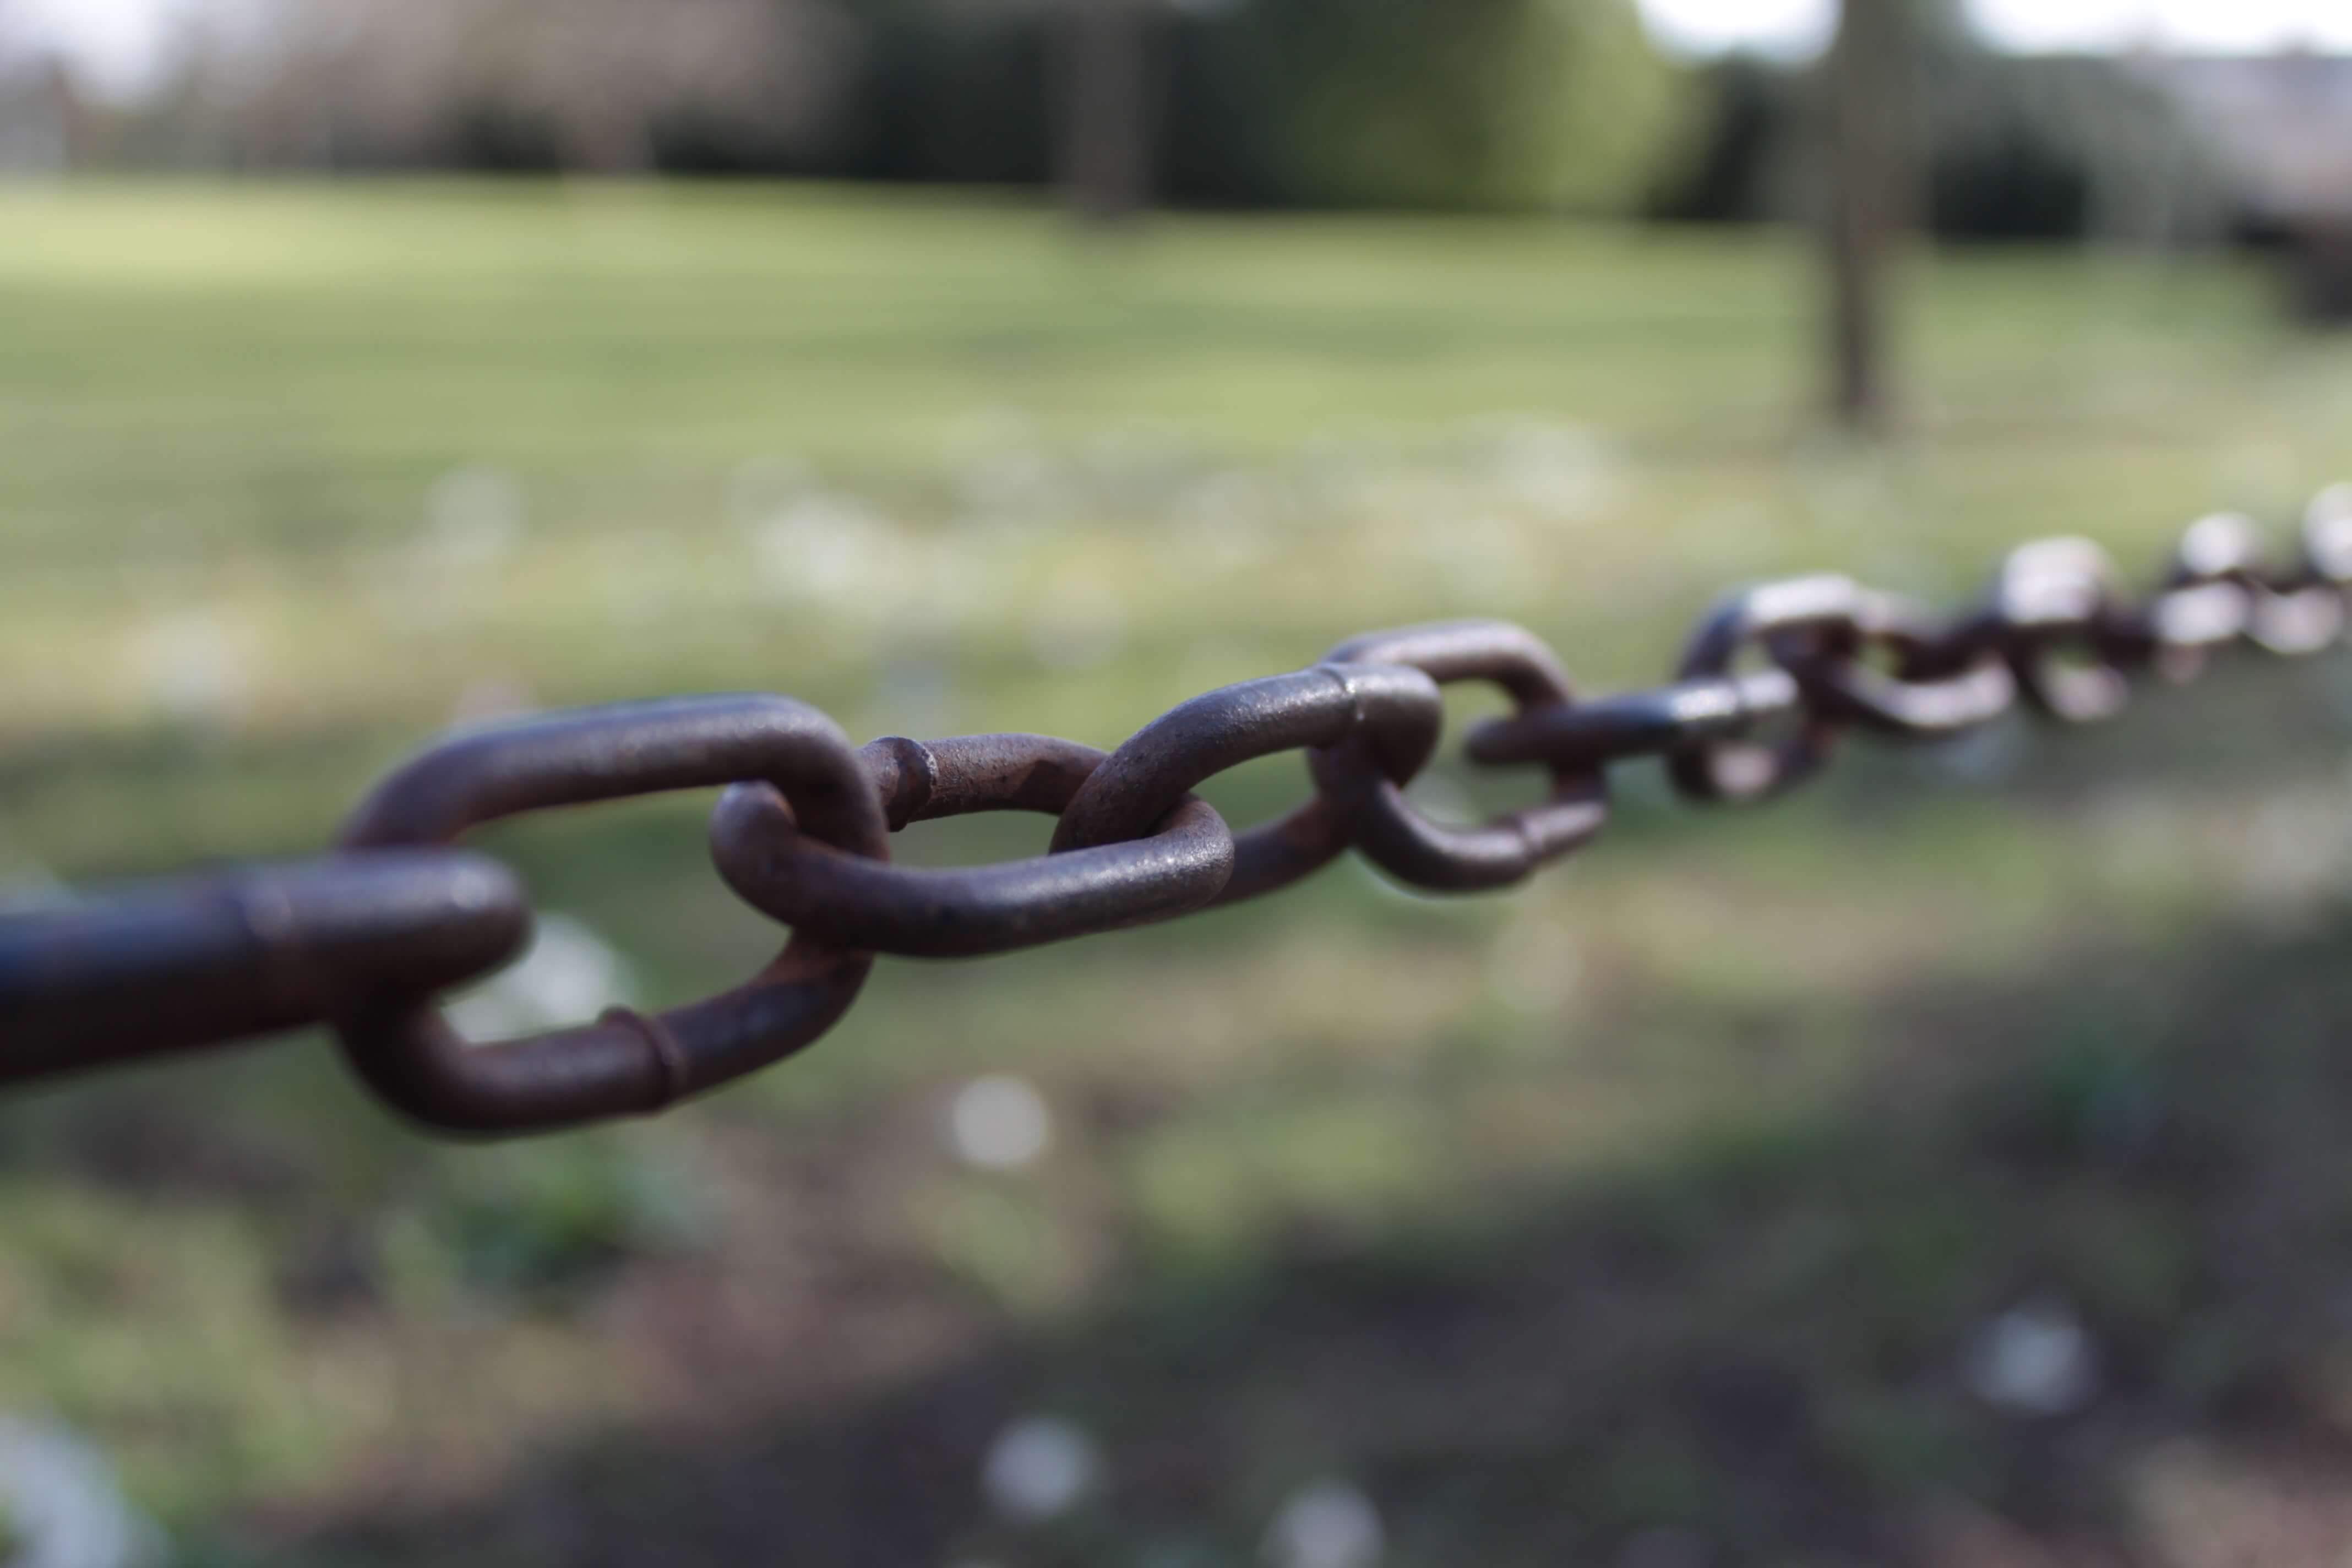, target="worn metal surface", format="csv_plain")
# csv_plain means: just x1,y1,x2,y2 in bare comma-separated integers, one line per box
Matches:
710,732,1234,956
1665,575,1860,802
335,694,888,1134
1308,623,1607,891
0,852,527,1081
1053,662,1442,903
9,491,2352,1135
1960,537,2138,723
